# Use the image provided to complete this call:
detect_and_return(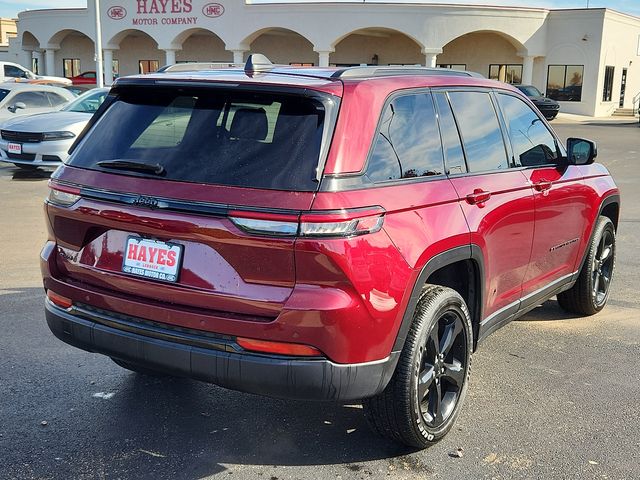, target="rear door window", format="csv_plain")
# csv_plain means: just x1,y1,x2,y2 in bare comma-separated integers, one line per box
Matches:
433,92,467,174
497,93,559,167
448,91,509,172
67,87,329,191
366,92,444,182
